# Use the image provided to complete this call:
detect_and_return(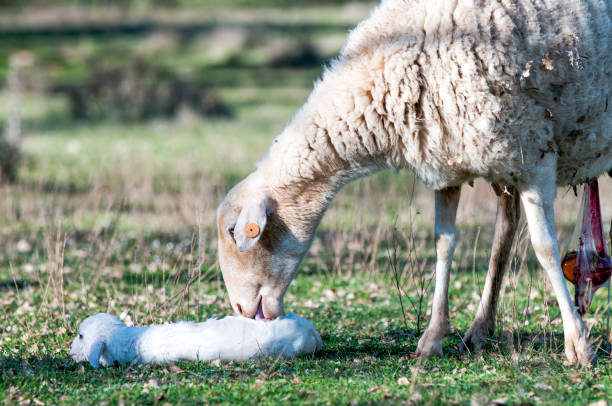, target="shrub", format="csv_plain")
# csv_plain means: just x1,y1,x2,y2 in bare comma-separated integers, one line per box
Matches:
52,57,232,122
0,138,20,183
